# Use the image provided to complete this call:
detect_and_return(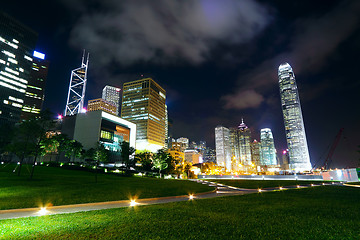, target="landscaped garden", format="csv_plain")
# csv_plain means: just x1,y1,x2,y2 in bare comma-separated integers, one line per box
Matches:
1,186,360,239
0,164,213,210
